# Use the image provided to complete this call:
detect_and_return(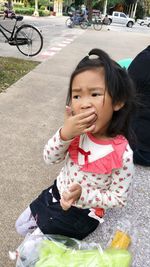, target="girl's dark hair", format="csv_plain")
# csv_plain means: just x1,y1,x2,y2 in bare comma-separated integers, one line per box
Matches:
66,48,136,142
